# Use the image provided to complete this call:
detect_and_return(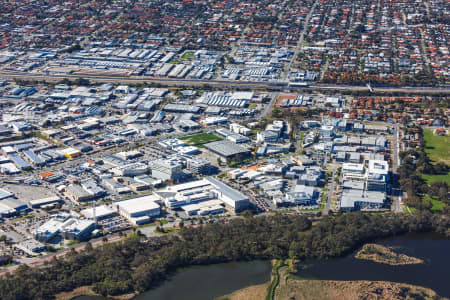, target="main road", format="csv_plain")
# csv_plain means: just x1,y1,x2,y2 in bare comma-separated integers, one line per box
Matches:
281,0,319,80
1,71,450,94
391,124,403,213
